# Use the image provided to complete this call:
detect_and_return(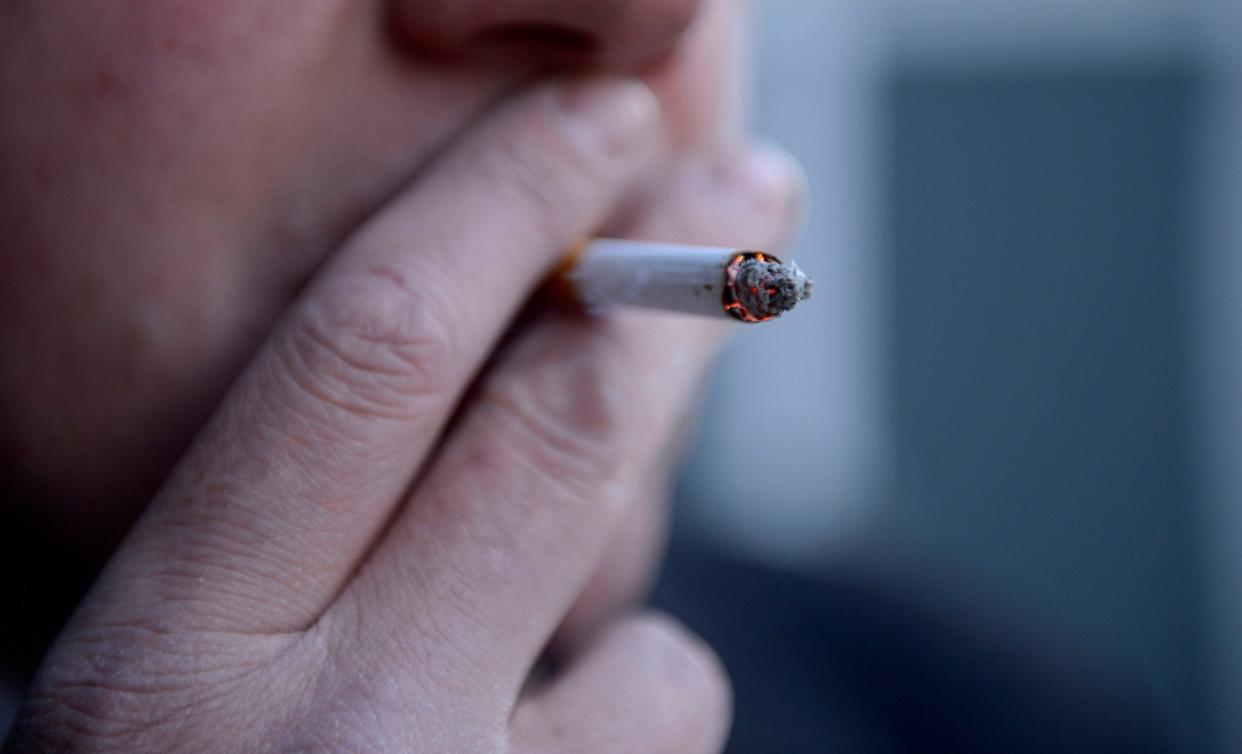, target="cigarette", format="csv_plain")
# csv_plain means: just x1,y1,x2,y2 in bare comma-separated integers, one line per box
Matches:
555,238,813,323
